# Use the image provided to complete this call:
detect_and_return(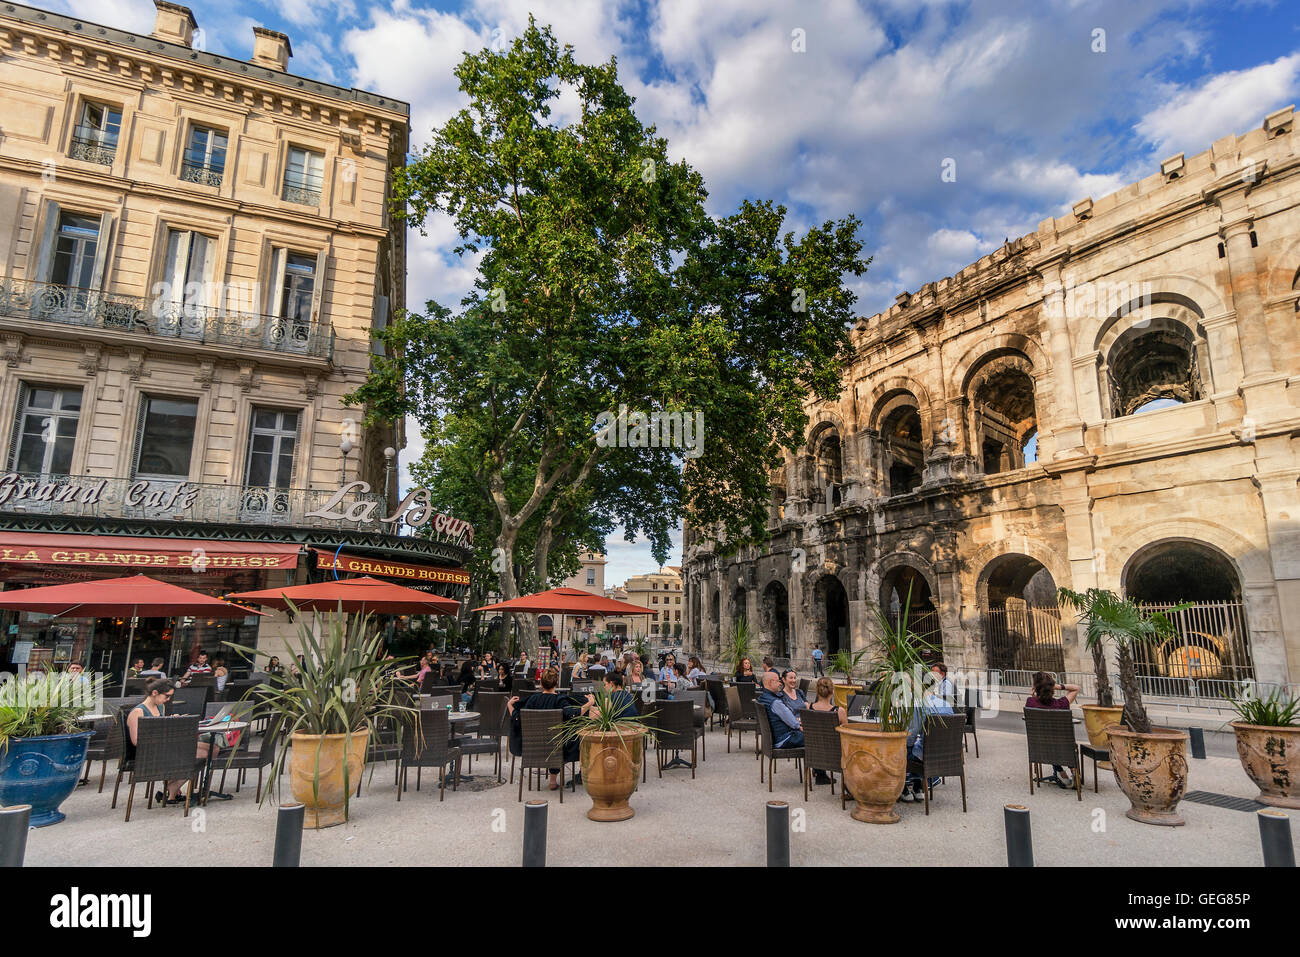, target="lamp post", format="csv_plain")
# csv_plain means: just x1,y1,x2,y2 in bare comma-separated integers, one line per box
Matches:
339,435,354,483
383,446,396,506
